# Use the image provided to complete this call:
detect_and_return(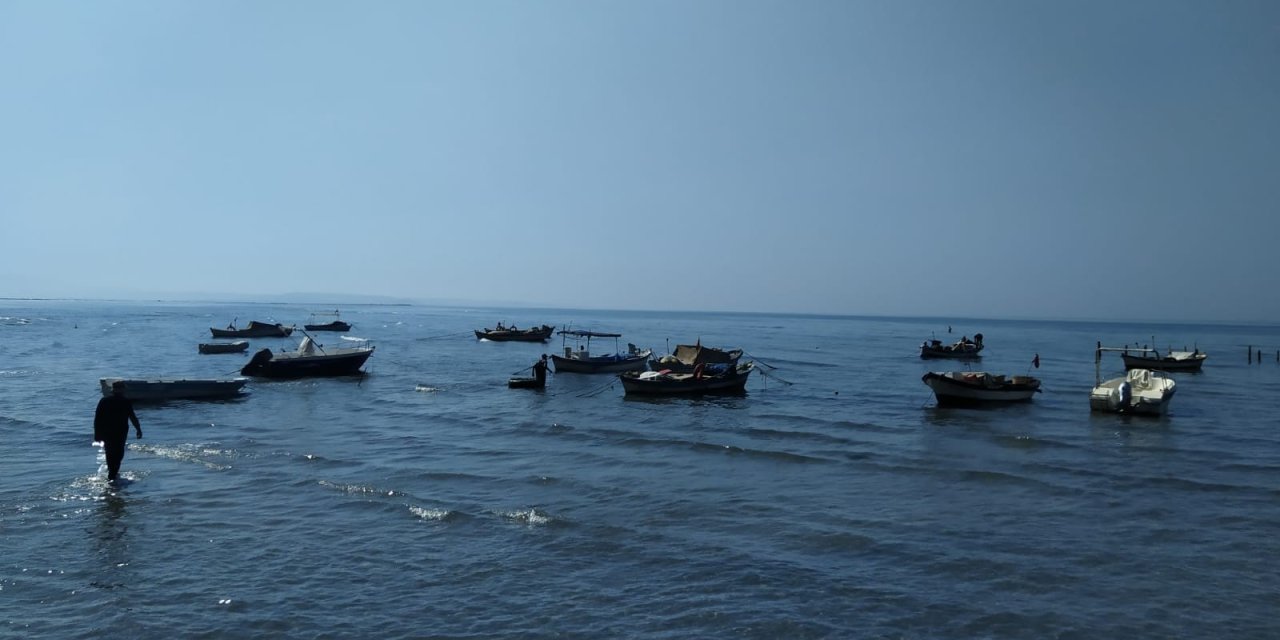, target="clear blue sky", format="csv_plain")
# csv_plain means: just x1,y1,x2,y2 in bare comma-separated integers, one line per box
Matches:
2,1,1277,321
